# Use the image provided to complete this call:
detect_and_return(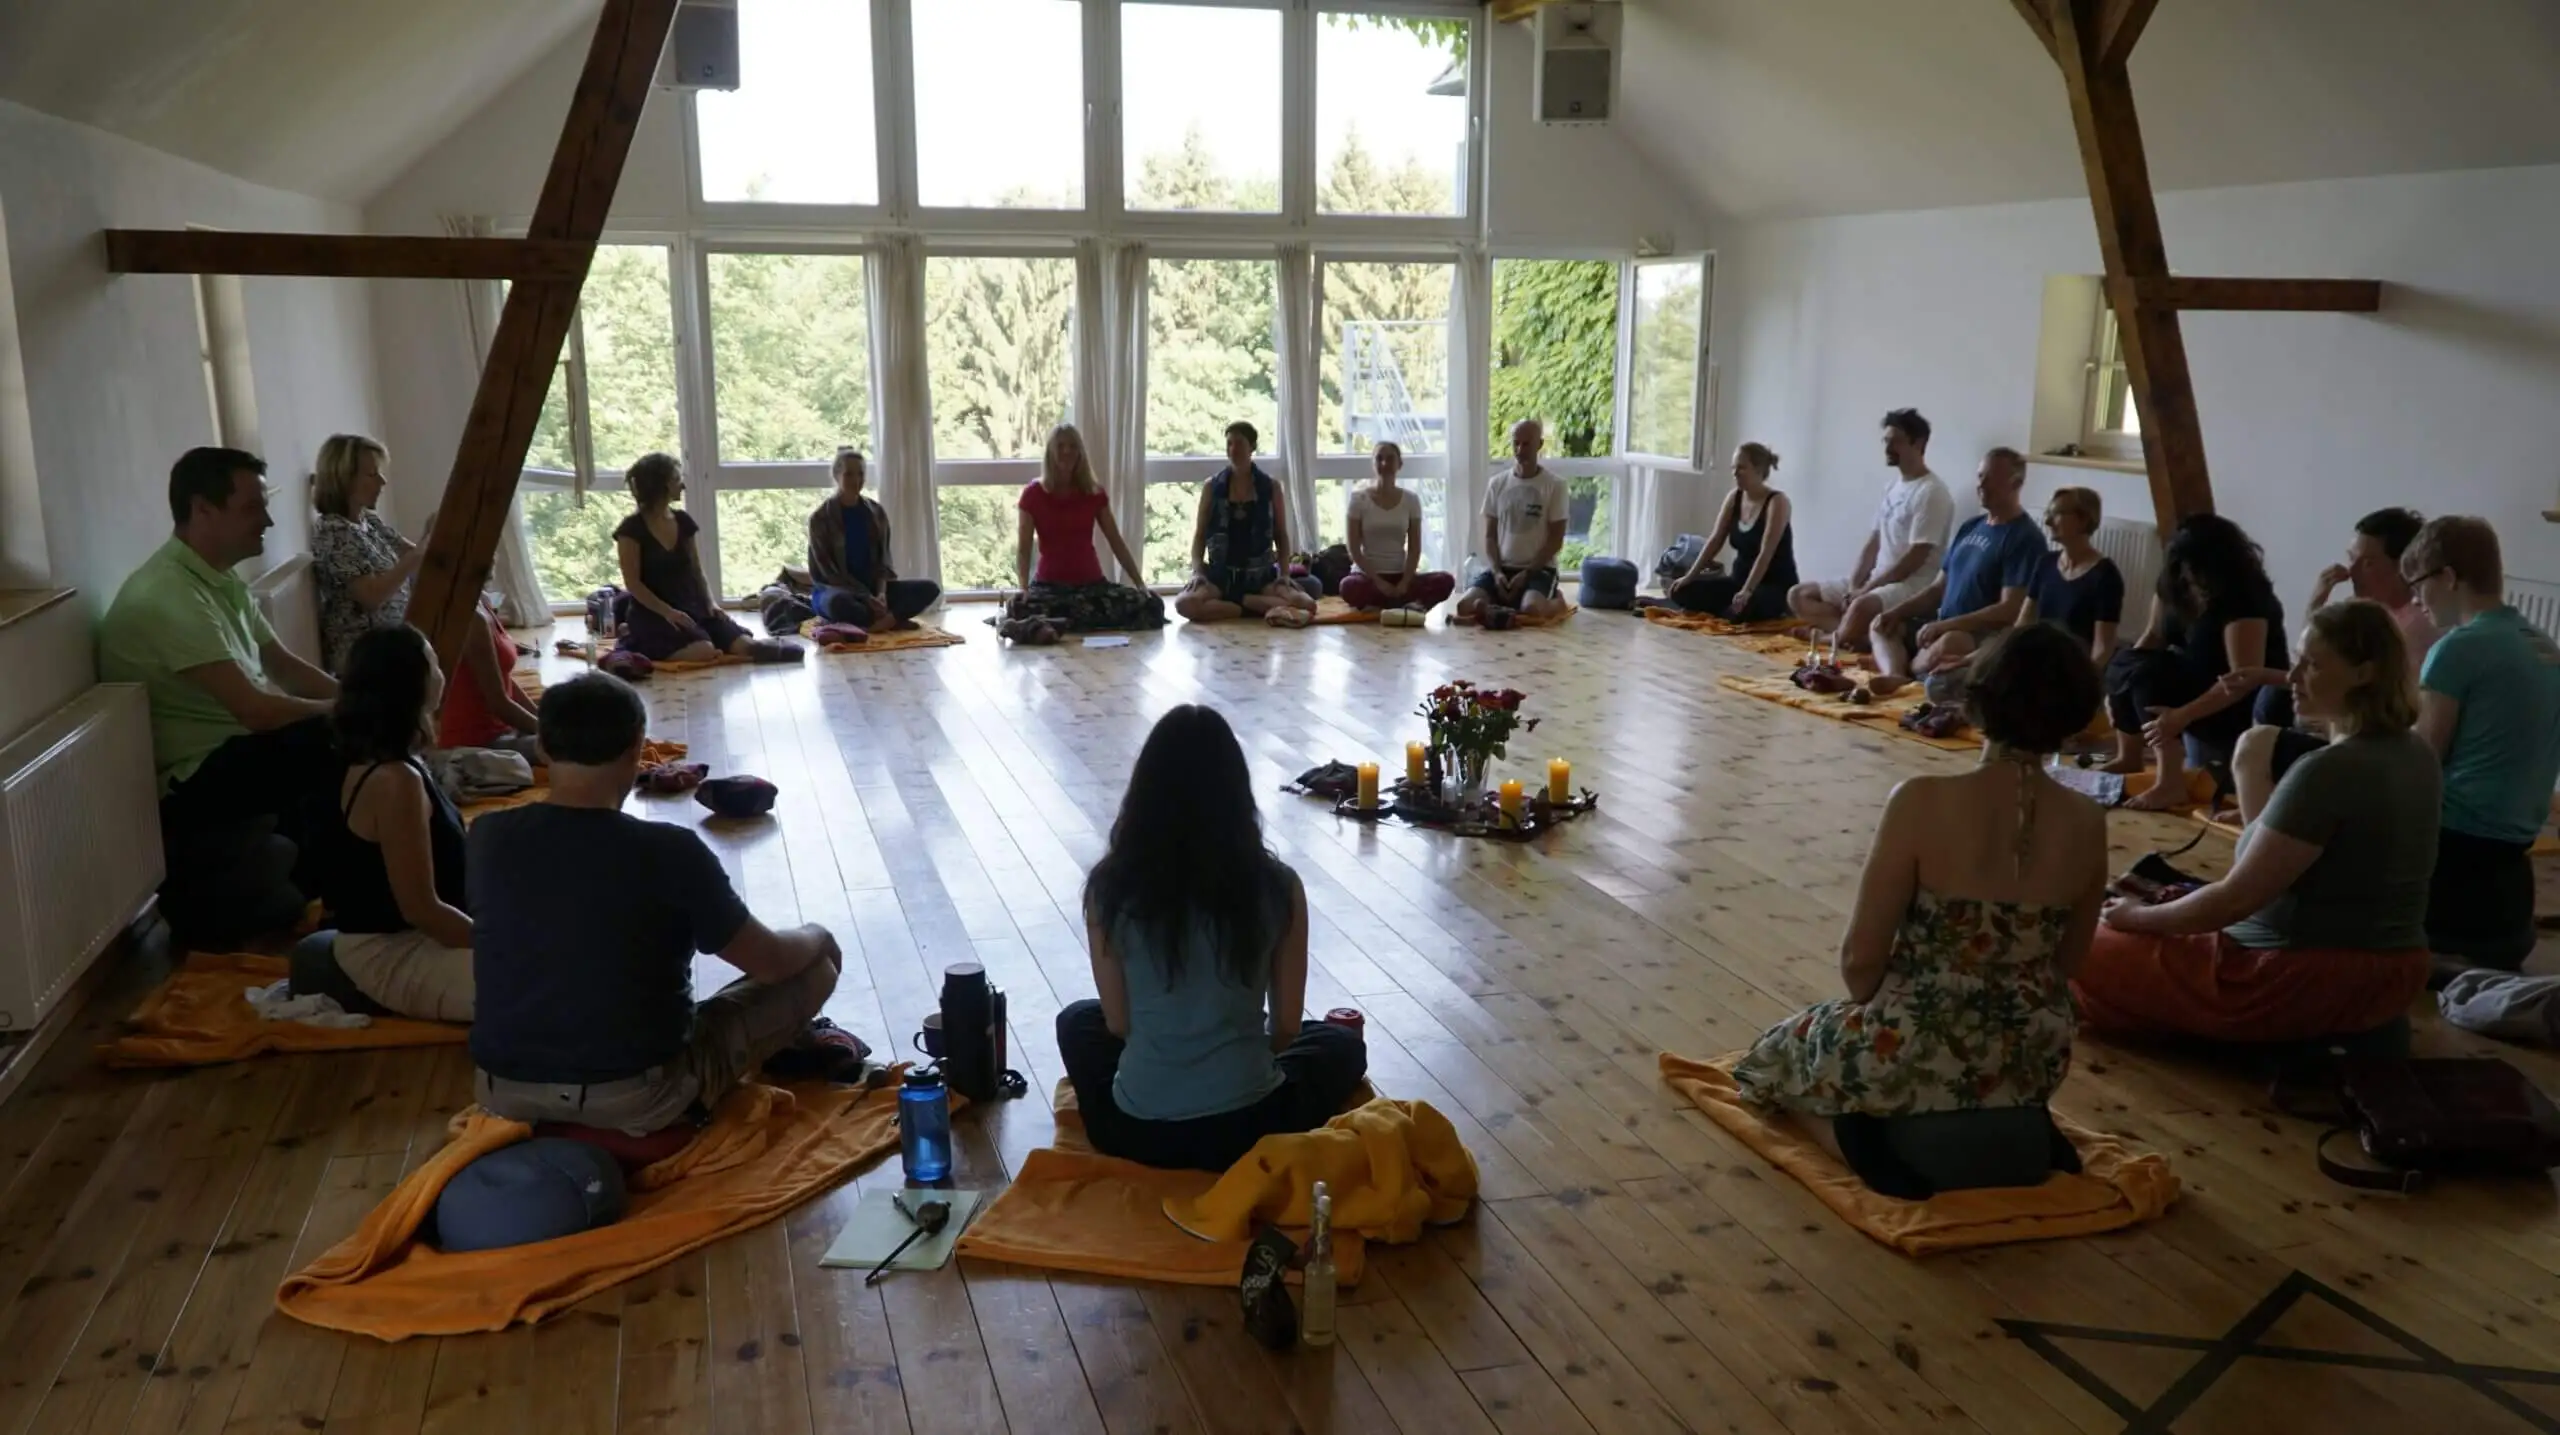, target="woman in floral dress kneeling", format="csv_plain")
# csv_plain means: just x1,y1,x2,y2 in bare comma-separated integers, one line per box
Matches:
1731,623,2109,1198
